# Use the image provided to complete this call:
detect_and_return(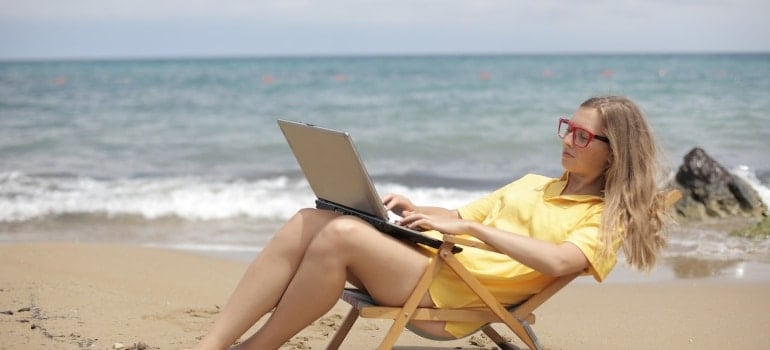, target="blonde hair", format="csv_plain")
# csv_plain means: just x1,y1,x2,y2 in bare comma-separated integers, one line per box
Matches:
581,96,668,271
